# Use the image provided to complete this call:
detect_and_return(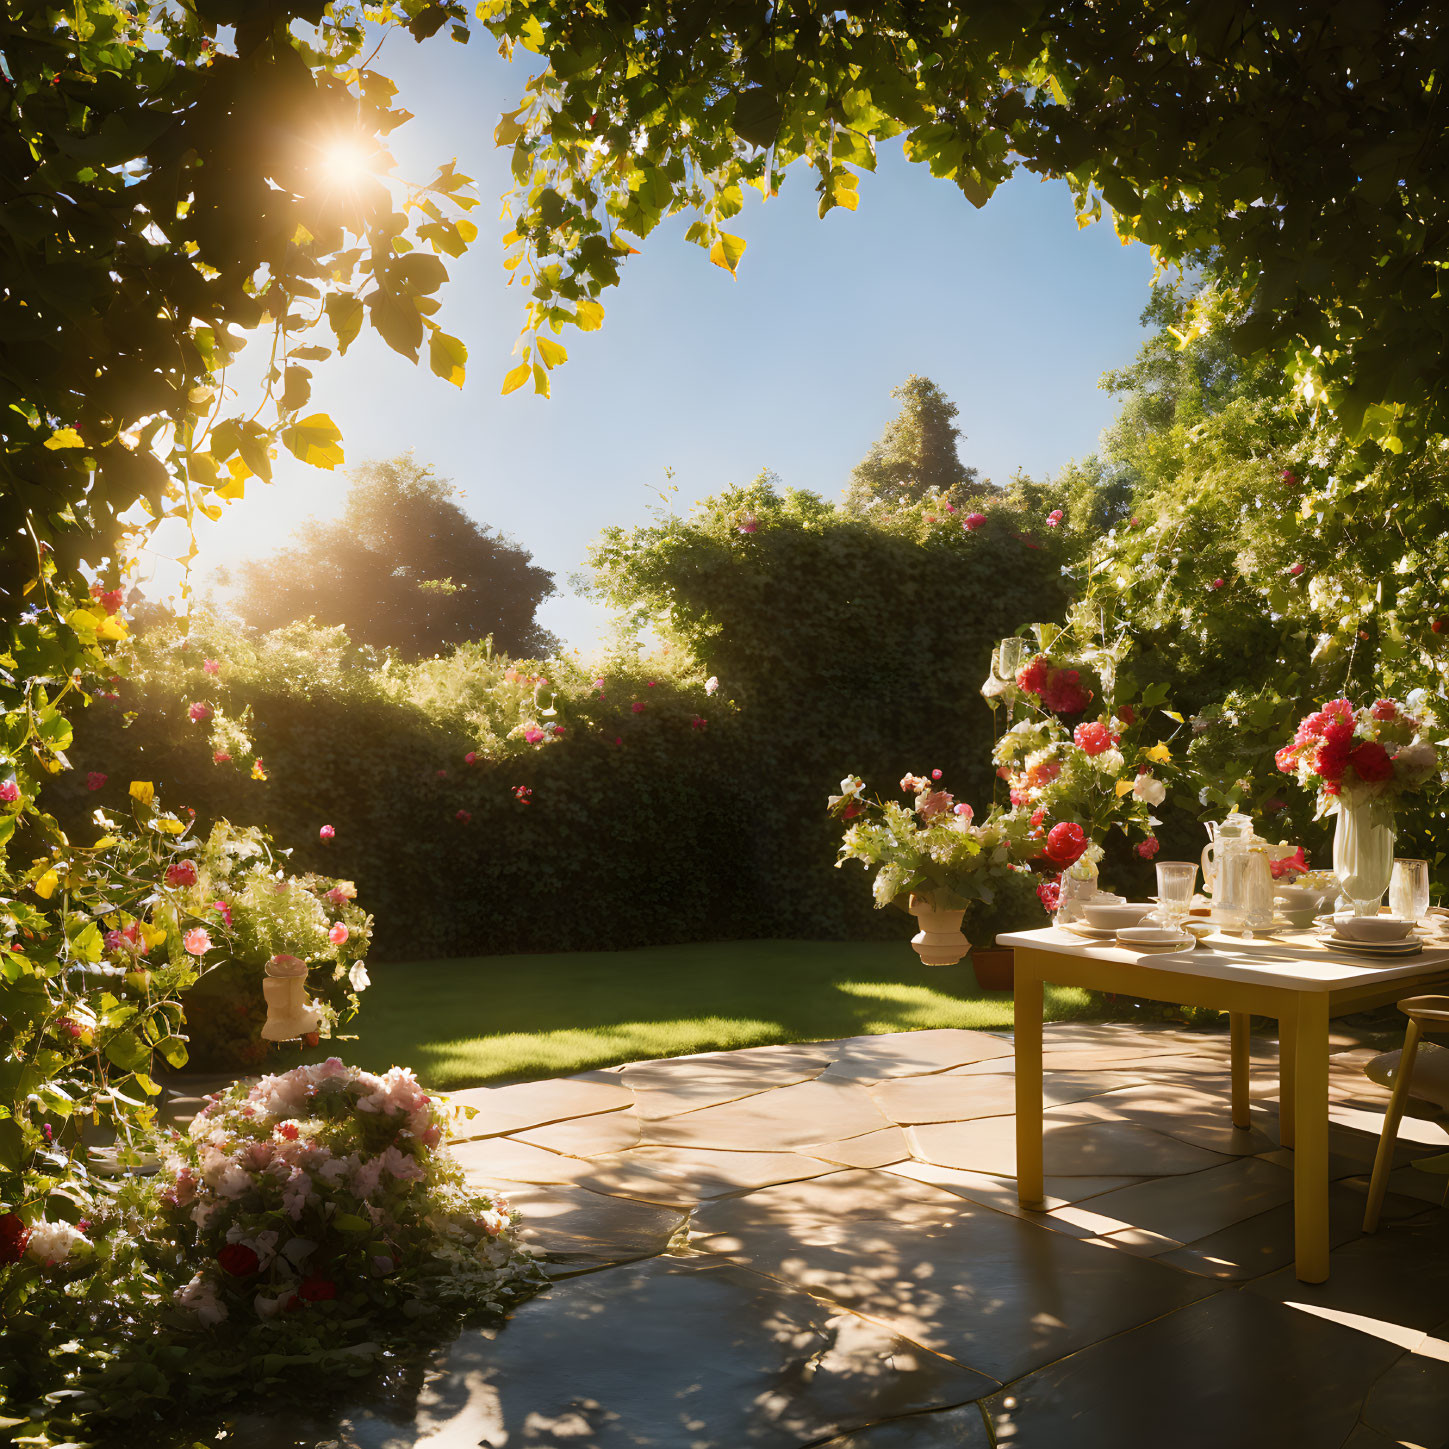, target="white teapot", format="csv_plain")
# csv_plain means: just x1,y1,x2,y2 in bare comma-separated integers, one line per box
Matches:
1202,813,1300,926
